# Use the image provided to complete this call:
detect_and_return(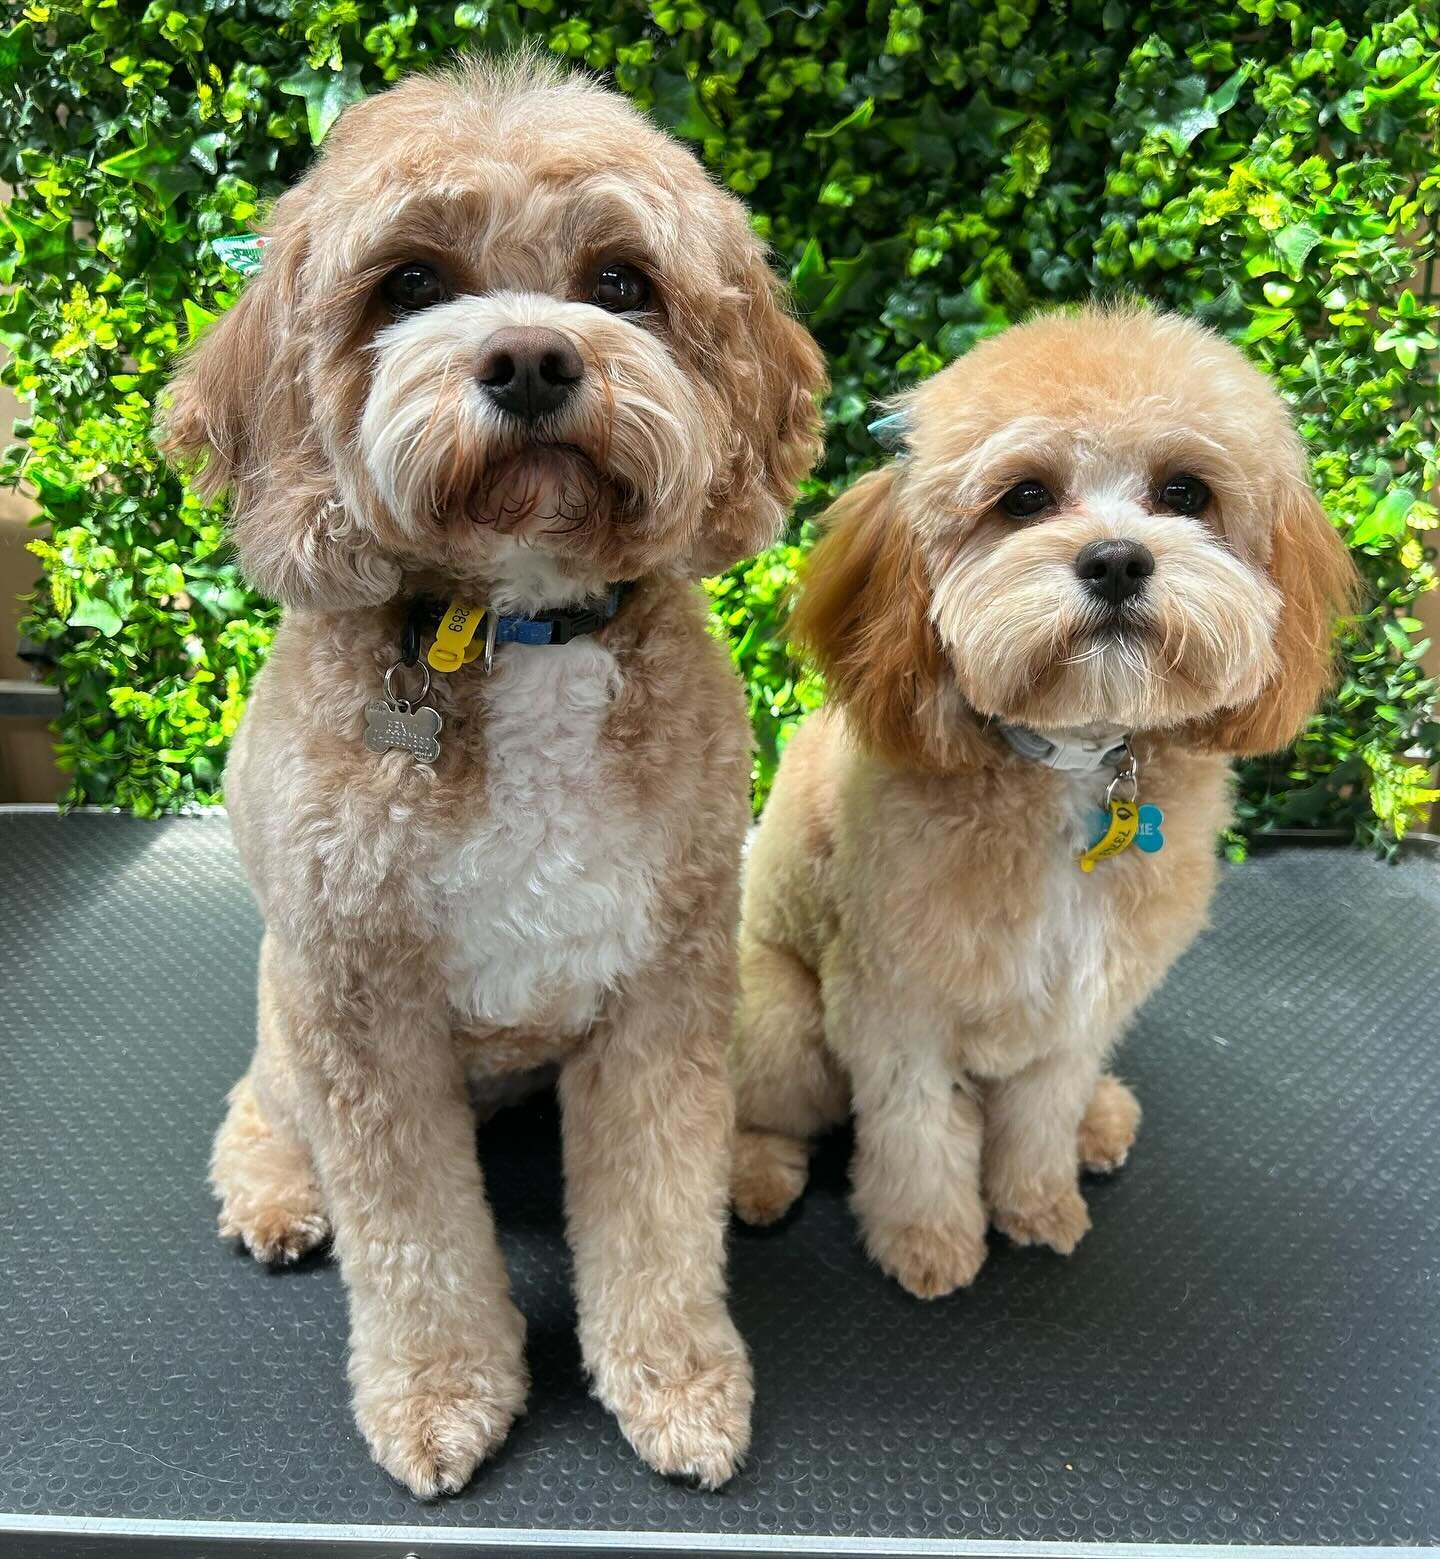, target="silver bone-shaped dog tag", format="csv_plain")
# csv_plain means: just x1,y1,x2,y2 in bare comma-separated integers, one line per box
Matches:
365,663,442,763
